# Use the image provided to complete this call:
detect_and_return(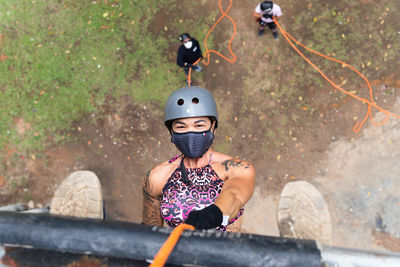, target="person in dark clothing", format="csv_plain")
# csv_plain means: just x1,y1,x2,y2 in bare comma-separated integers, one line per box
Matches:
177,33,203,75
